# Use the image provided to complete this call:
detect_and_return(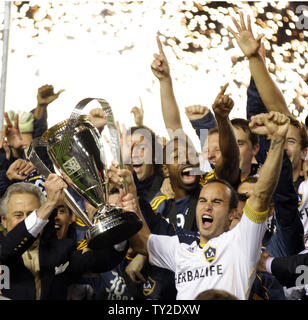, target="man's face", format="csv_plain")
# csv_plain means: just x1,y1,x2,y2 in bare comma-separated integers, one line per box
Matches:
232,126,258,171
54,202,74,240
131,133,155,181
164,140,200,192
196,182,233,243
202,132,220,164
285,125,306,171
2,193,40,232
